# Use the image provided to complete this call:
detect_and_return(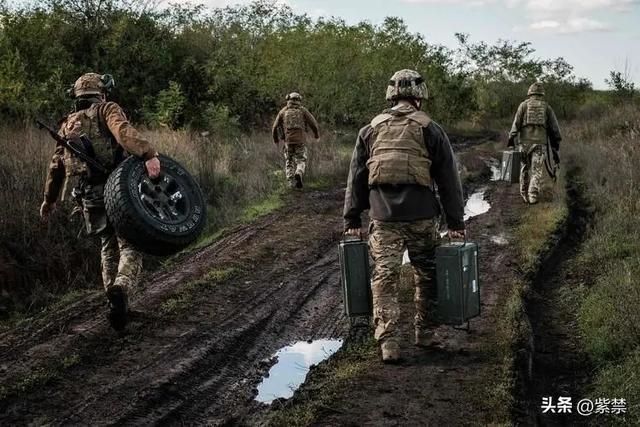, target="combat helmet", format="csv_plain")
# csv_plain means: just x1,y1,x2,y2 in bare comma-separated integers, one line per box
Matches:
386,69,428,101
286,92,302,101
72,73,115,98
527,82,545,97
